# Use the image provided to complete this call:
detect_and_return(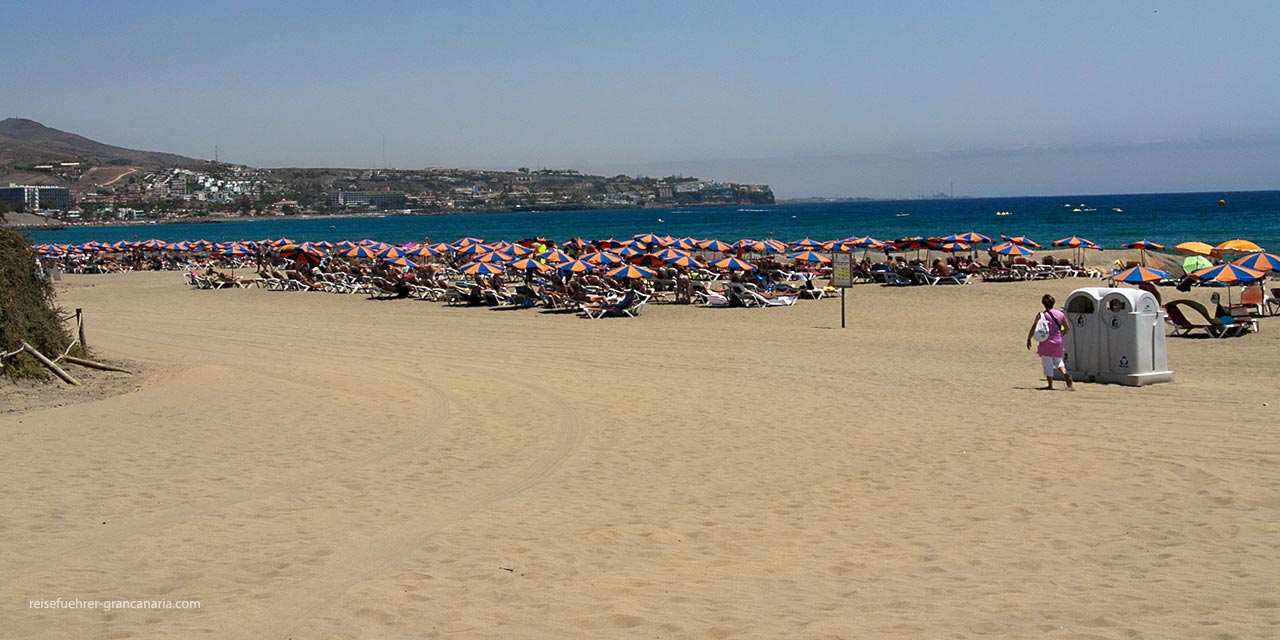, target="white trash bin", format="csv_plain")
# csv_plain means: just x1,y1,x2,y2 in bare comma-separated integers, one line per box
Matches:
1062,287,1173,386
